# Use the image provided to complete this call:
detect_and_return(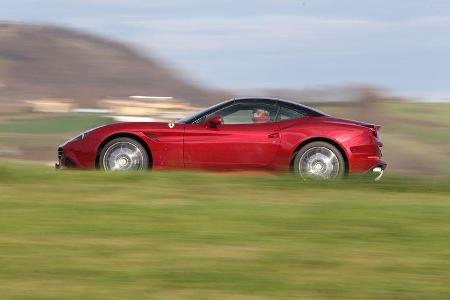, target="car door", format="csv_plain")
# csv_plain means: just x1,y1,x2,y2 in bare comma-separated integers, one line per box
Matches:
183,100,281,170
